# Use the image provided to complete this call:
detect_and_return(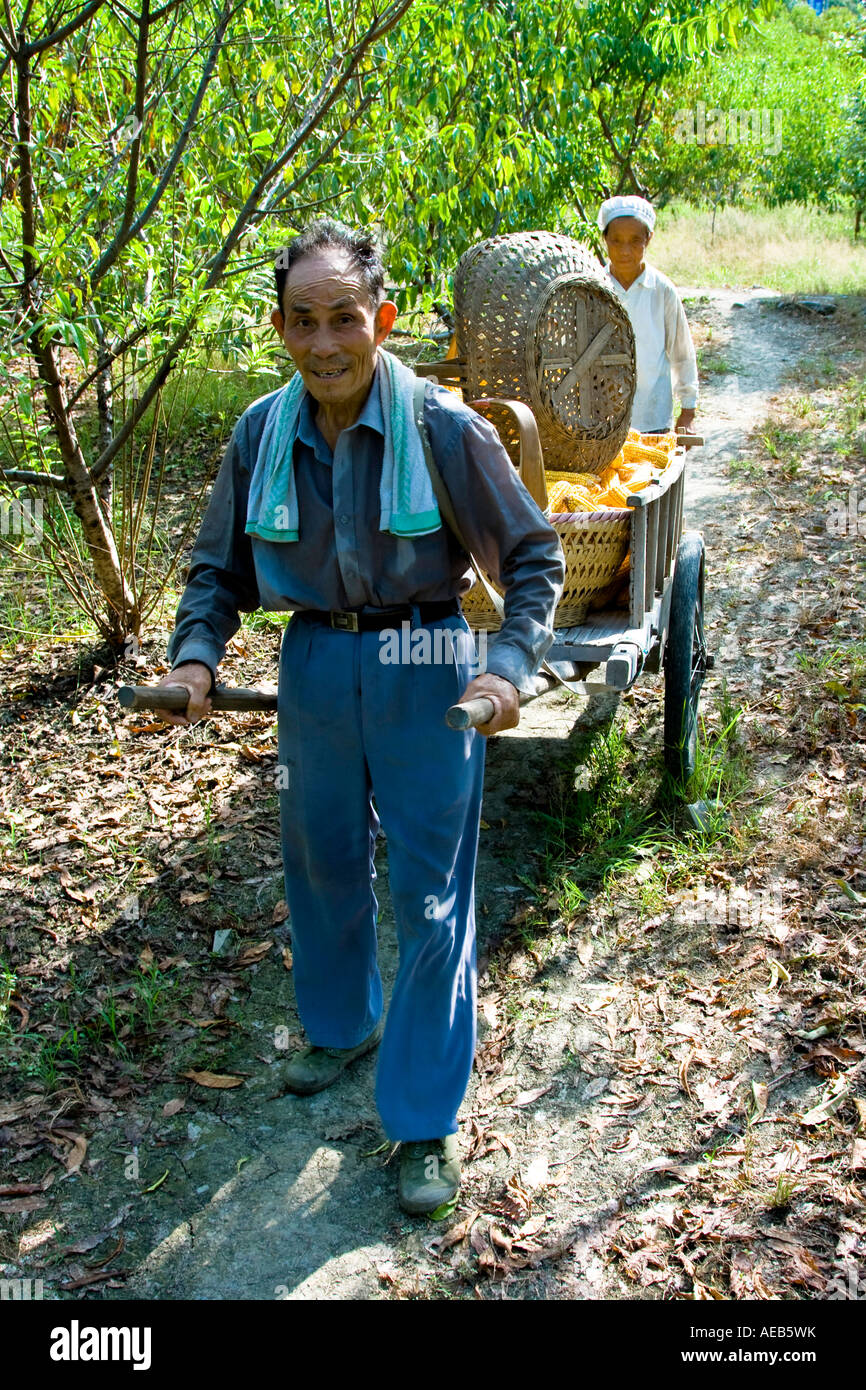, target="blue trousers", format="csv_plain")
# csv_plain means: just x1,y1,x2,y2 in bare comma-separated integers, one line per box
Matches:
277,609,485,1141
